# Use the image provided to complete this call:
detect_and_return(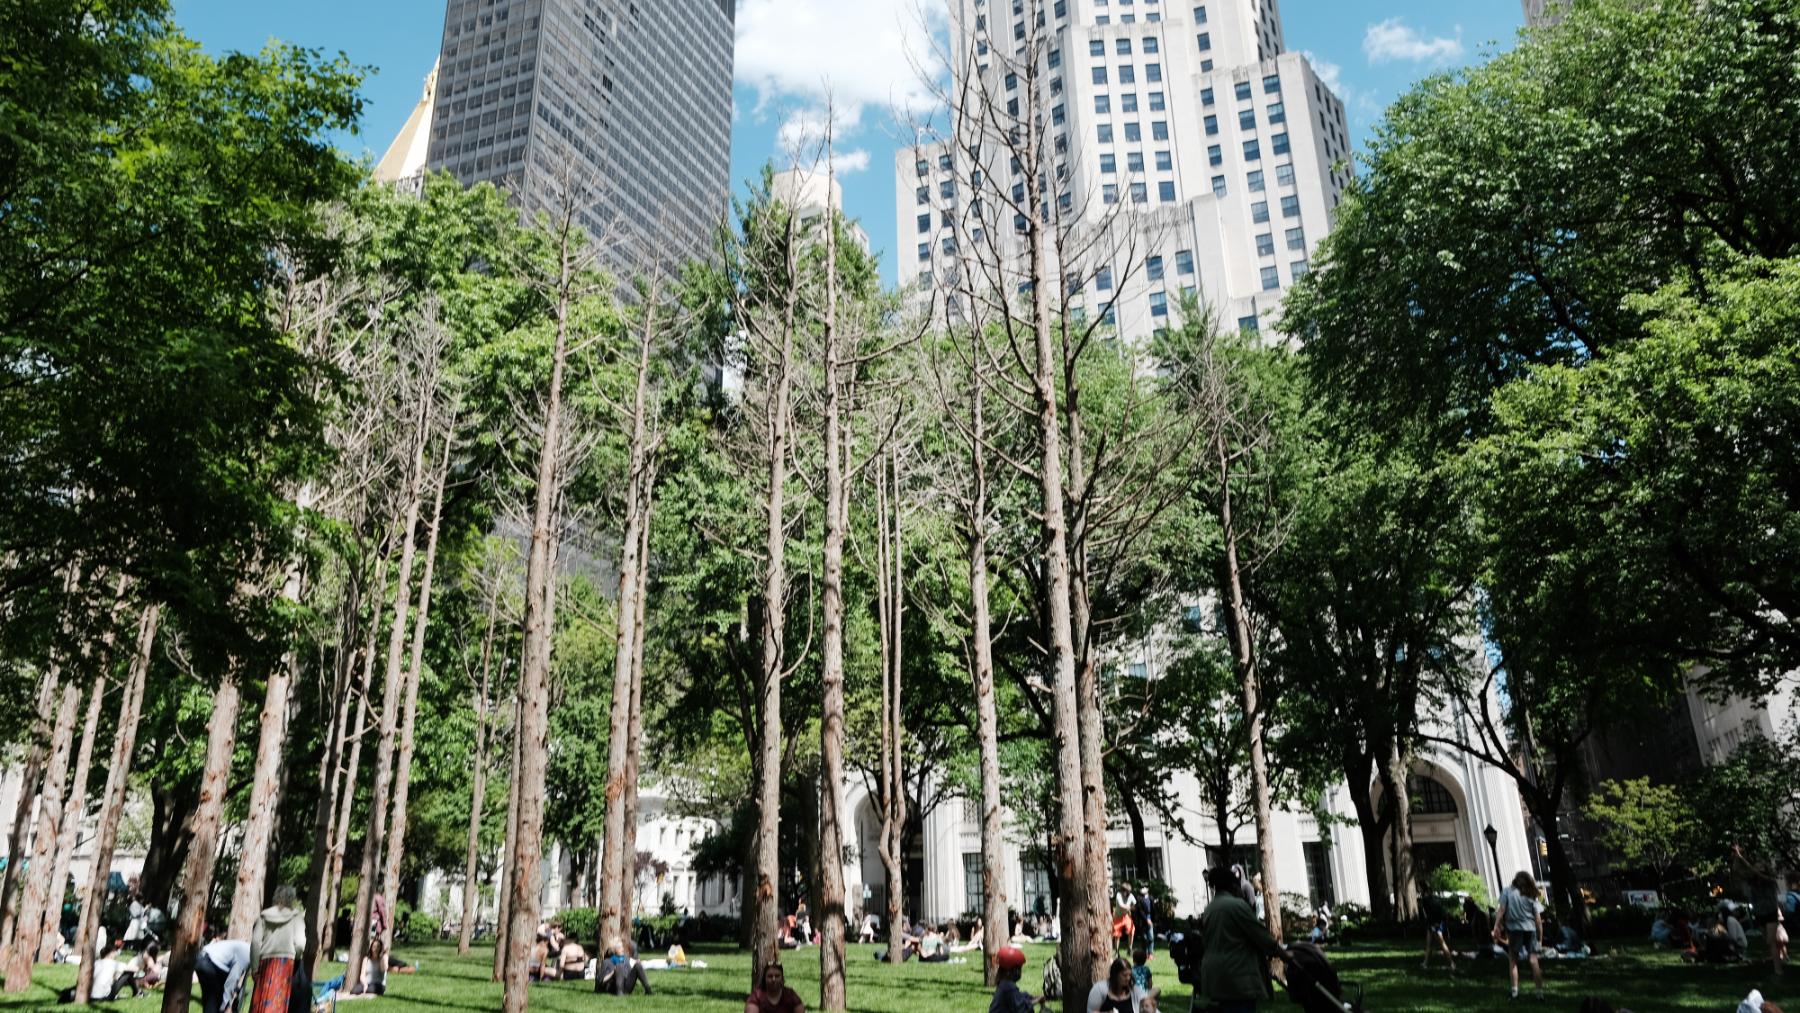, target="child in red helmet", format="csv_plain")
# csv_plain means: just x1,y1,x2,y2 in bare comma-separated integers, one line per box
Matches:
991,946,1049,1013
